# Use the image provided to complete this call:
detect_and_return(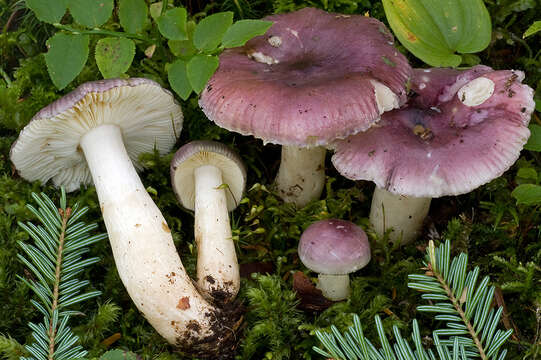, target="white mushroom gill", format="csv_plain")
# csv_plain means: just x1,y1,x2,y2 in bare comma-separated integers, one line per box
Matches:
370,80,400,114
